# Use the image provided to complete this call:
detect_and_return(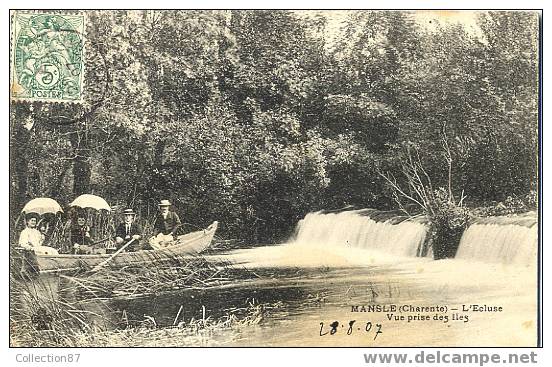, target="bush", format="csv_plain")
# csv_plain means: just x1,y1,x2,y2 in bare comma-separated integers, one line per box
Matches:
472,190,538,217
427,188,472,259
